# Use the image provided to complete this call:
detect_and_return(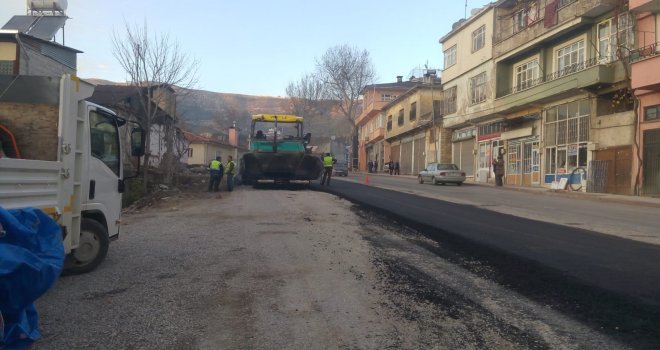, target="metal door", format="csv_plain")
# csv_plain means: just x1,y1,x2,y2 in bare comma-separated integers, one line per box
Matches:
643,129,660,195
